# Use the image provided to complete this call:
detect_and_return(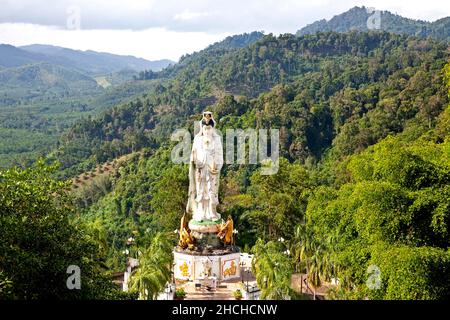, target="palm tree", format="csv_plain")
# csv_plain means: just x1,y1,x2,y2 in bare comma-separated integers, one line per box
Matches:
289,224,336,299
252,239,293,300
128,233,173,300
